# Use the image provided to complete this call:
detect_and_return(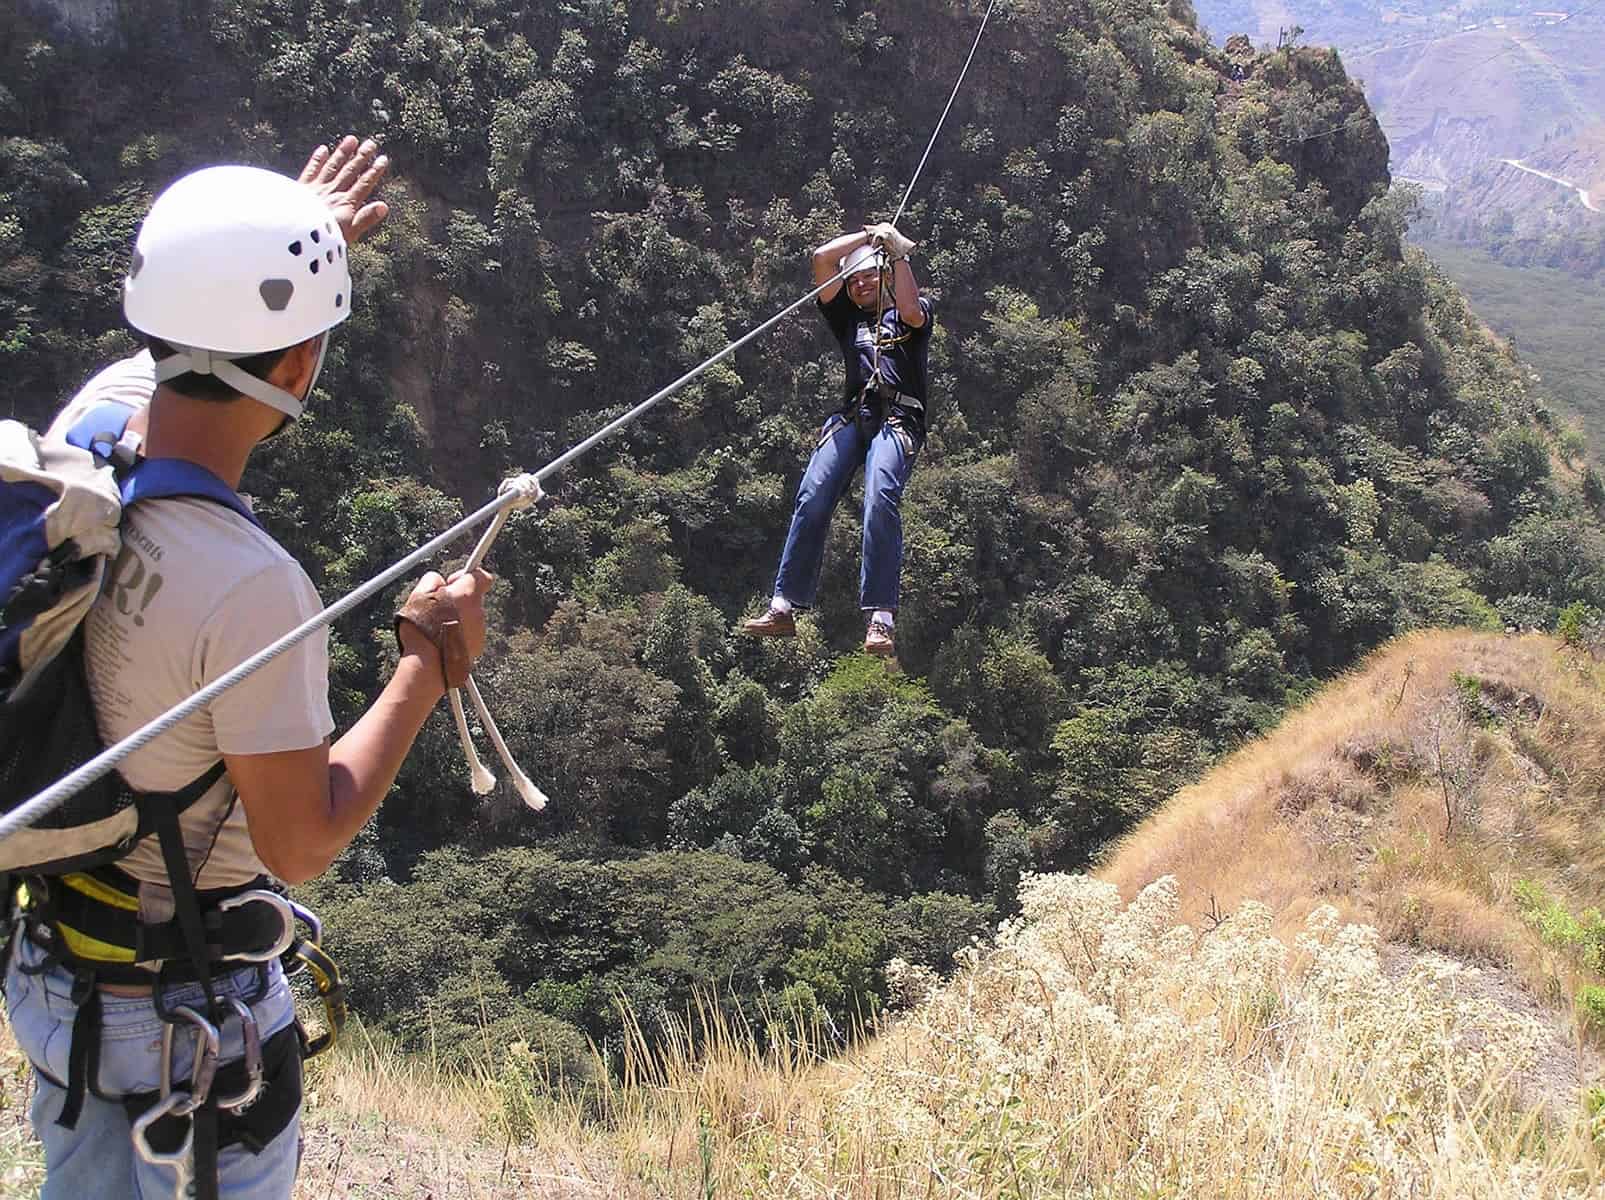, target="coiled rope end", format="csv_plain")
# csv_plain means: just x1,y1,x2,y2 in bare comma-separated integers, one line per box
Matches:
511,771,549,812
